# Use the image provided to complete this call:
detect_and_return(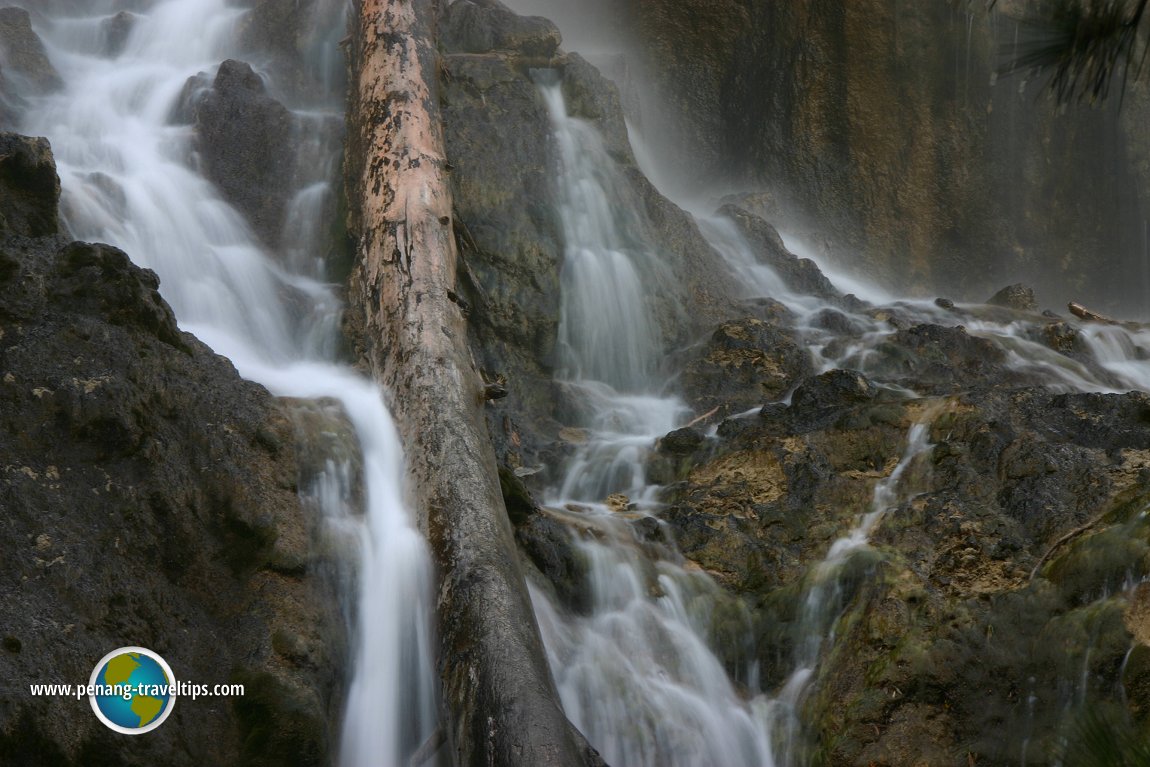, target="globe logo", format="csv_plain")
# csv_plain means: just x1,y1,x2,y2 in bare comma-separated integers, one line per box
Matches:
88,647,176,734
